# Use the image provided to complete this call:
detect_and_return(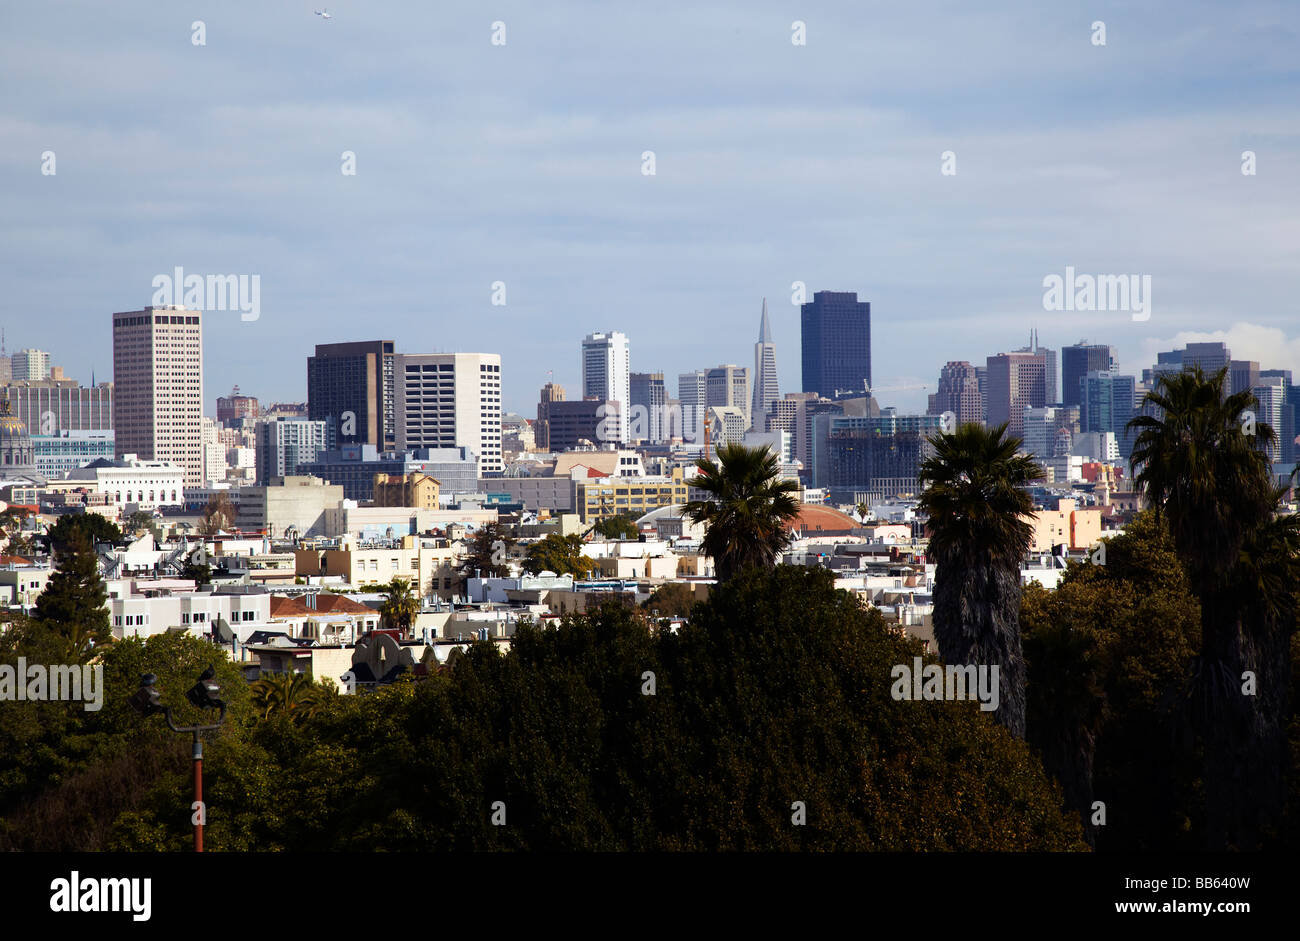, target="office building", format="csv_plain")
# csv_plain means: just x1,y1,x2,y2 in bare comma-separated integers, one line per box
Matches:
706,365,751,430
535,382,566,452
299,444,480,502
394,352,503,475
1231,360,1261,398
581,331,630,444
11,350,50,382
31,429,116,478
256,418,328,485
2,378,113,434
307,340,396,451
111,306,204,488
928,361,982,427
629,372,667,442
801,290,871,399
1061,342,1116,410
823,411,942,500
986,351,1047,440
1081,371,1138,459
541,399,609,452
